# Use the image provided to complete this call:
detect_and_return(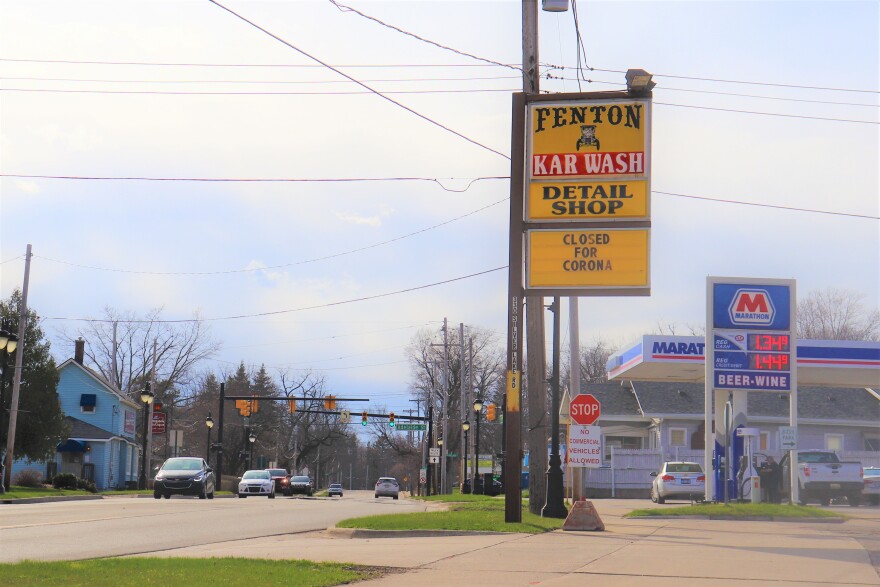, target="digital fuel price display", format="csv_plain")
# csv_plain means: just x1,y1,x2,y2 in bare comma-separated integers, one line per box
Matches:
748,334,790,352
713,330,793,390
749,352,790,371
